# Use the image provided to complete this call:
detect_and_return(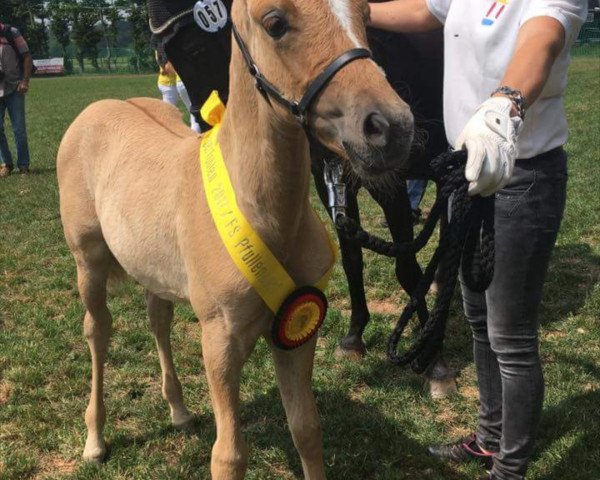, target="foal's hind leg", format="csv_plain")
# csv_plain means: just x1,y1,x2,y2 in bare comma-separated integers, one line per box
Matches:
270,337,325,480
146,291,194,428
74,244,113,462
